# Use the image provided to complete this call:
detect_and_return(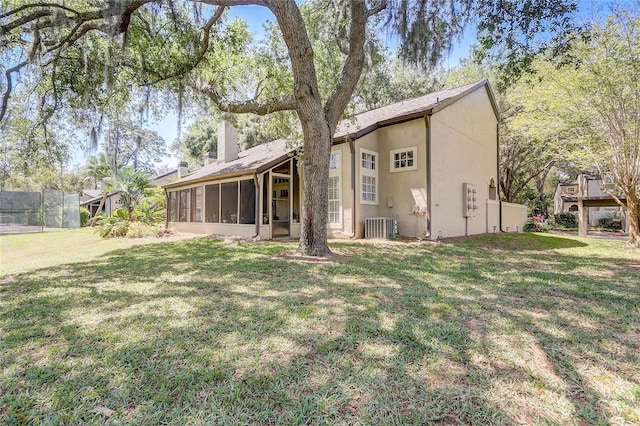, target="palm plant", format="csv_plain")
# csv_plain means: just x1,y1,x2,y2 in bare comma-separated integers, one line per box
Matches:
85,154,111,189
111,167,150,221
